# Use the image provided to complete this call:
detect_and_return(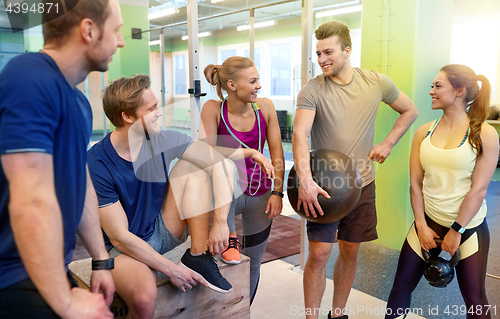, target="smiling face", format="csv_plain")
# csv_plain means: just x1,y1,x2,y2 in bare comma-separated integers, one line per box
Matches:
230,66,261,103
429,71,461,110
132,88,162,136
316,35,350,79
